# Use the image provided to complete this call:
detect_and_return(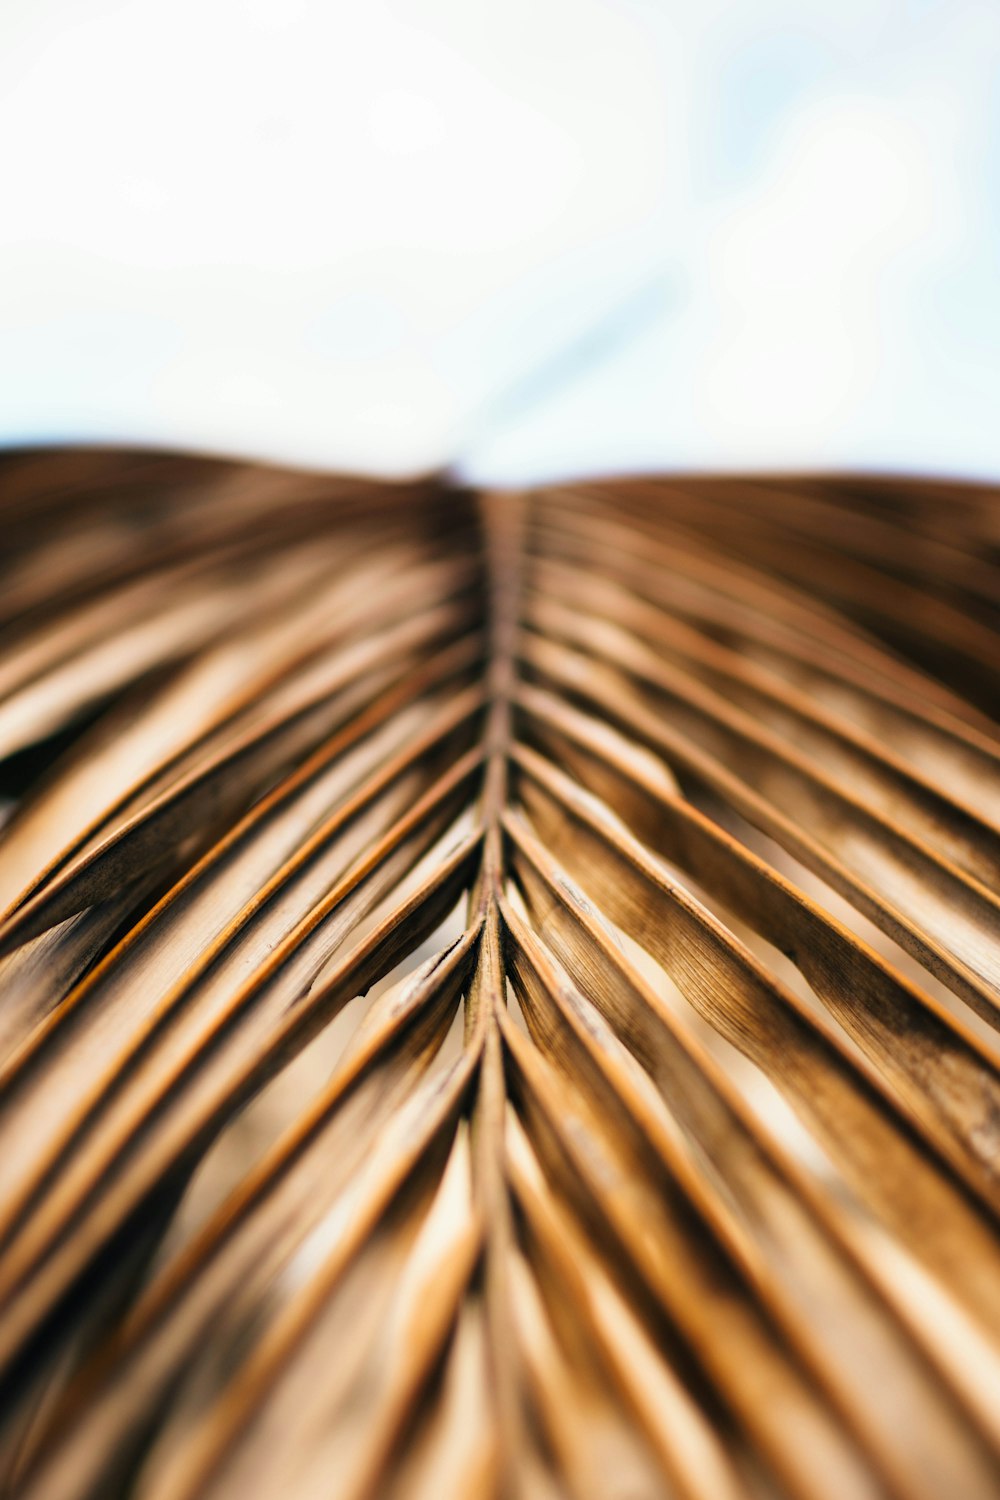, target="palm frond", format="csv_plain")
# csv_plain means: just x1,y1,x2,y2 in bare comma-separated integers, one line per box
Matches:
0,449,999,1499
